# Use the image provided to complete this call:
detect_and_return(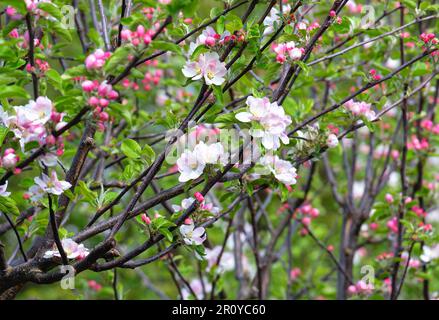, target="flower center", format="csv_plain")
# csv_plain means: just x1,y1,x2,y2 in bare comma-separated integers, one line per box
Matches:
207,71,215,79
